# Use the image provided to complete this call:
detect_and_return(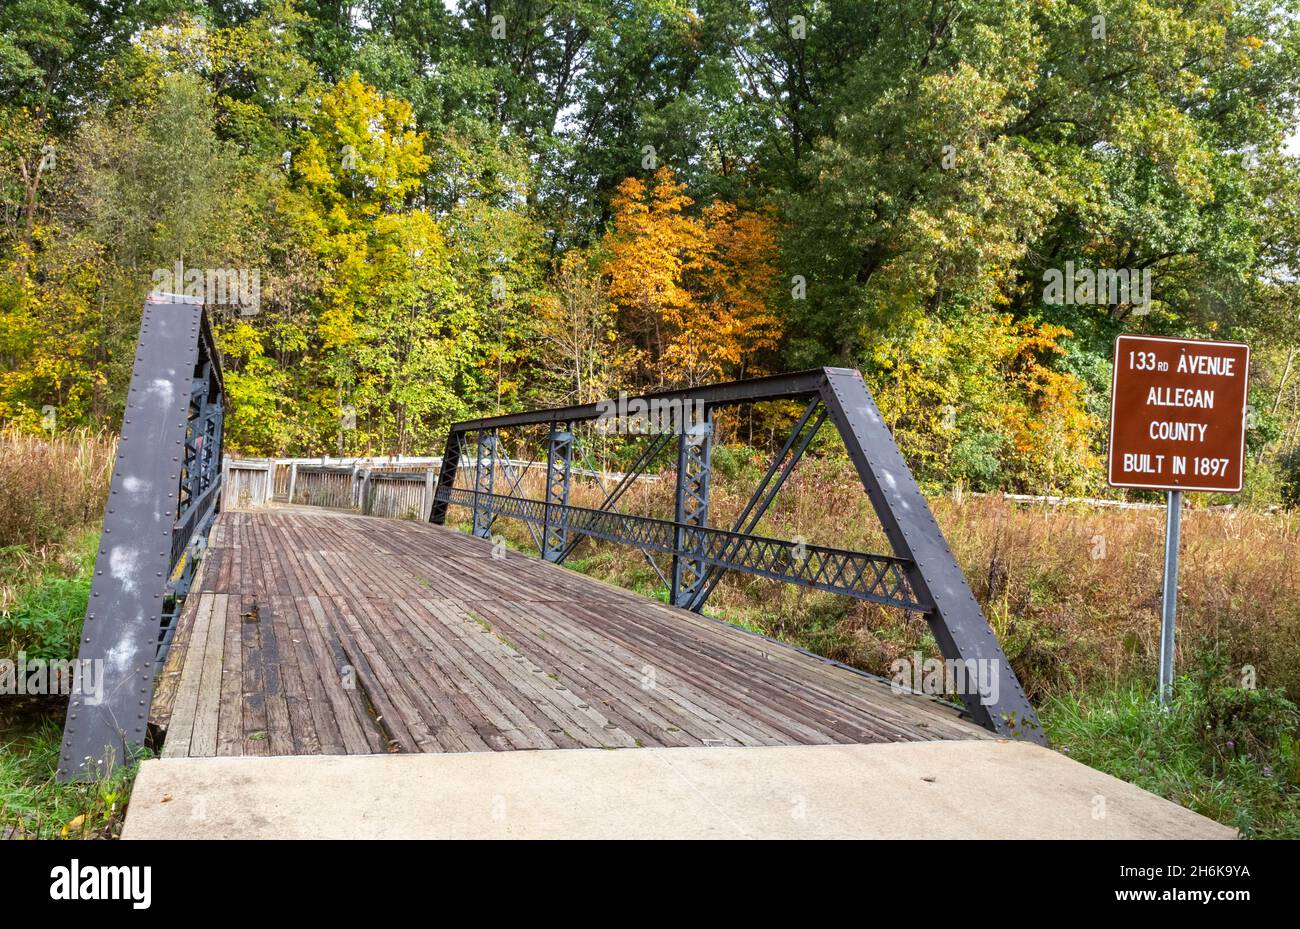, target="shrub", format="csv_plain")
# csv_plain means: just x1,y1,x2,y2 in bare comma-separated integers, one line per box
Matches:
1190,647,1300,765
0,531,96,661
1042,676,1300,838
